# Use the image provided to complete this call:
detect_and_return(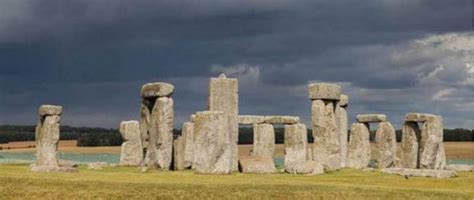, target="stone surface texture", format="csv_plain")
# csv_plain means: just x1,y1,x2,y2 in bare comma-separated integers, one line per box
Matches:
173,135,185,171
208,74,239,172
252,123,275,157
356,114,387,123
308,83,342,100
347,123,371,169
374,122,396,168
146,97,174,170
400,121,421,168
238,156,276,174
335,96,348,168
263,116,300,124
38,105,63,116
140,82,175,98
312,100,341,171
284,123,317,174
445,164,474,172
381,168,457,179
35,115,60,168
193,111,232,174
419,115,445,170
182,122,195,168
119,121,143,166
238,115,265,124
